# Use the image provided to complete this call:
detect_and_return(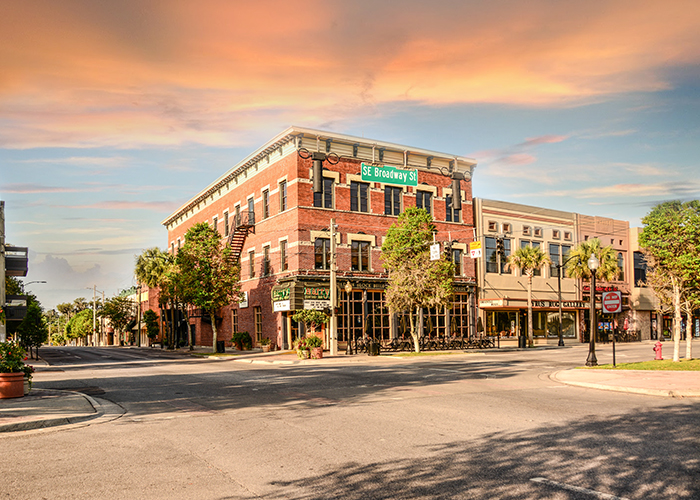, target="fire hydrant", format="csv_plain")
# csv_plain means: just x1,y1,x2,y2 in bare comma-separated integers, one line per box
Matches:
653,341,663,360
